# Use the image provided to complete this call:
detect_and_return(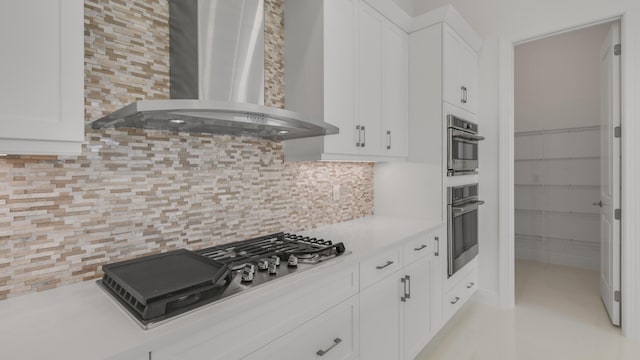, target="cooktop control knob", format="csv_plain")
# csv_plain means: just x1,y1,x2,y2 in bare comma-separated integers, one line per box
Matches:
288,255,298,267
257,259,269,271
268,262,278,275
271,255,280,266
244,263,256,274
241,269,254,282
